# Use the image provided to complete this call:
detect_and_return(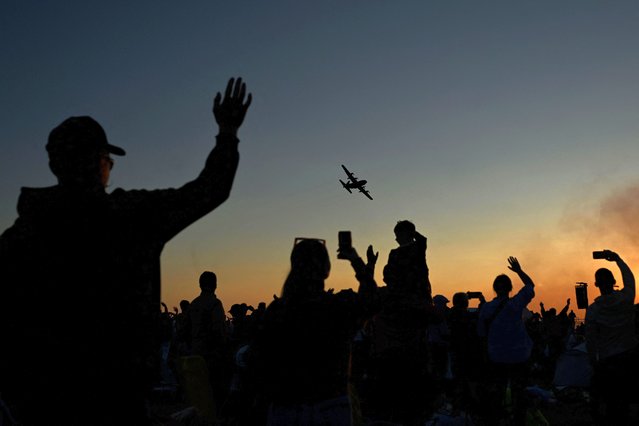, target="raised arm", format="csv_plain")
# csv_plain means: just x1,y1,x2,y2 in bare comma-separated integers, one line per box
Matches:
559,298,570,317
187,77,252,211
132,77,252,241
603,250,635,296
337,245,378,296
508,256,534,289
366,244,379,276
414,230,427,252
